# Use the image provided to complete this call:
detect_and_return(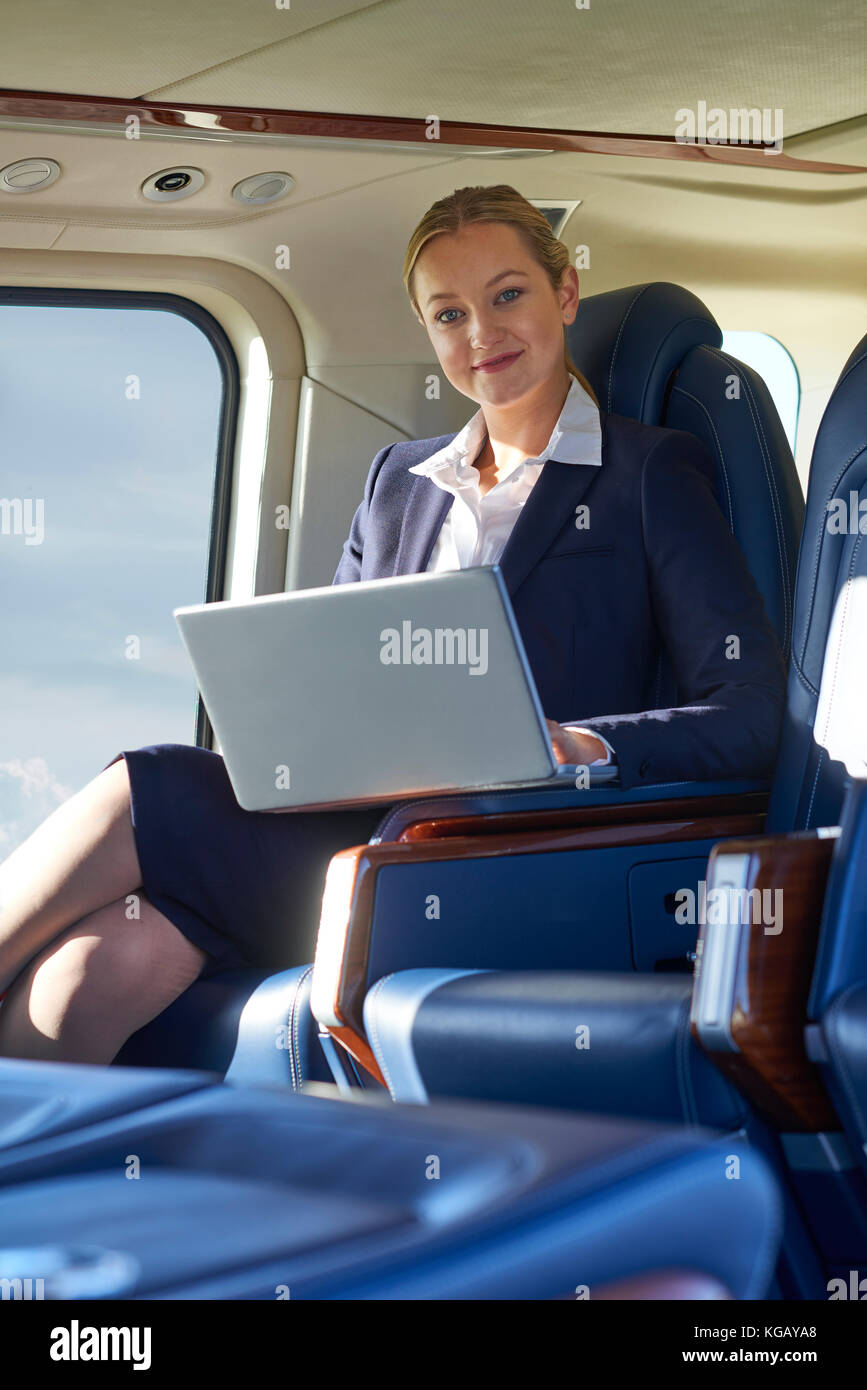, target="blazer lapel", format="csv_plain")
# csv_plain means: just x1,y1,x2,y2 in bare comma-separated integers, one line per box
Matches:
497,457,602,599
391,409,605,588
392,475,454,576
